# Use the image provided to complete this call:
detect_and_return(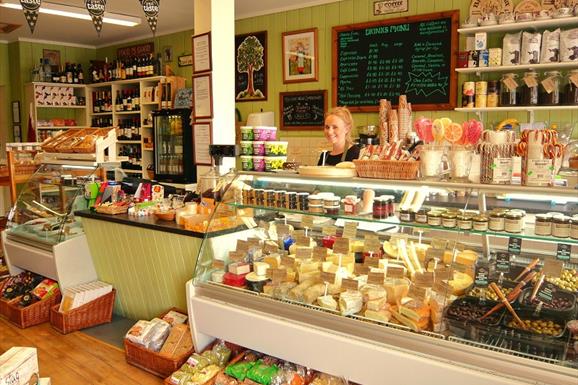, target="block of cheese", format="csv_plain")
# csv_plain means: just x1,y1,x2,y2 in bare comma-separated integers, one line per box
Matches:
264,254,281,269
271,282,298,299
326,254,355,266
0,347,39,385
391,309,430,332
366,297,388,311
429,297,445,324
364,309,392,323
286,268,297,282
448,272,473,296
317,295,338,310
383,278,410,305
253,262,270,276
382,241,398,258
298,270,320,283
351,240,364,253
159,324,193,358
399,299,430,322
360,284,386,301
304,283,341,304
456,250,478,266
228,262,250,275
288,279,318,301
339,291,363,316
321,261,334,272
298,261,320,274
